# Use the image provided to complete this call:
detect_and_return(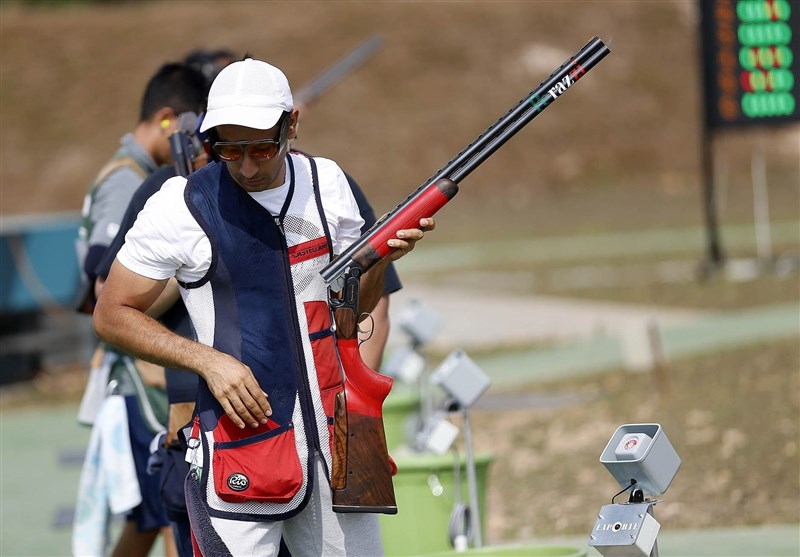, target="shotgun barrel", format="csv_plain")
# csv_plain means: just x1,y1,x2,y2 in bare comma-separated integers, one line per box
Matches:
321,36,610,291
